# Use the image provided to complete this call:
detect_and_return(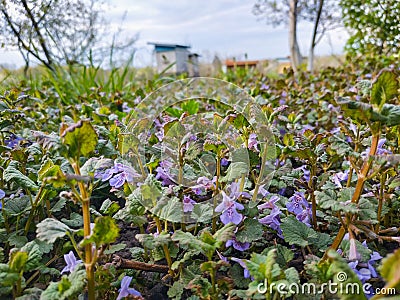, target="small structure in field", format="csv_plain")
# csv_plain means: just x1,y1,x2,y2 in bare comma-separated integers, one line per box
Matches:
225,59,259,70
148,42,200,76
